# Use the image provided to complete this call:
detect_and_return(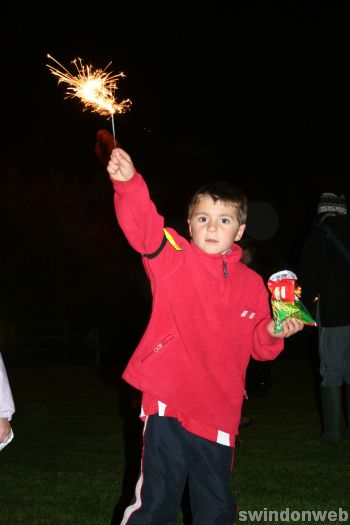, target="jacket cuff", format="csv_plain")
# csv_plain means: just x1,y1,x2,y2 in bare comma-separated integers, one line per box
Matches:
257,318,283,347
0,411,13,421
111,170,141,194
